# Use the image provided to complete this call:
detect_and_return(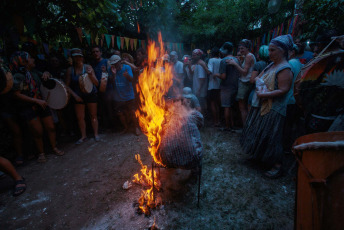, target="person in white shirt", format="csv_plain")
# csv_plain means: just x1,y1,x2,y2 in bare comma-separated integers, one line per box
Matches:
191,49,208,114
